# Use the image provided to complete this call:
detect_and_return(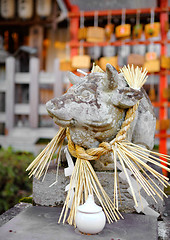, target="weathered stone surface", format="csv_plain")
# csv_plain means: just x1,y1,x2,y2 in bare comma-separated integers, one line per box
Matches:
0,203,31,227
46,64,156,170
33,167,70,206
0,206,158,240
33,166,164,214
